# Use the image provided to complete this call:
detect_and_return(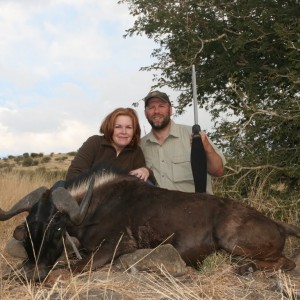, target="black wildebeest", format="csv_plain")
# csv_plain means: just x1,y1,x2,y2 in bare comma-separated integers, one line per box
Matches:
1,167,300,281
